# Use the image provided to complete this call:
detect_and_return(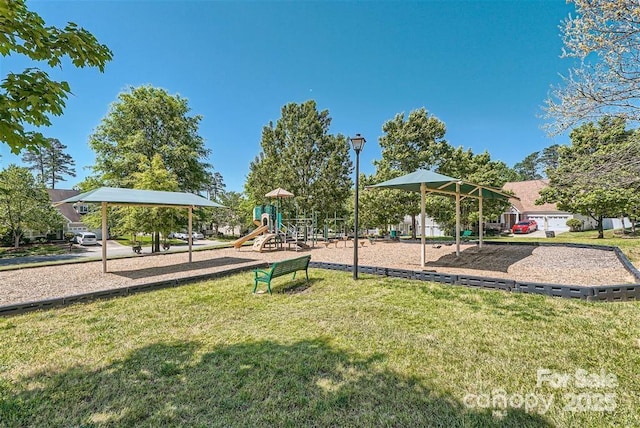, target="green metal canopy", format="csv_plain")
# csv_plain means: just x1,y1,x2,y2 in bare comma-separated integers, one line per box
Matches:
58,187,225,208
57,187,225,273
368,170,514,200
368,170,516,266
